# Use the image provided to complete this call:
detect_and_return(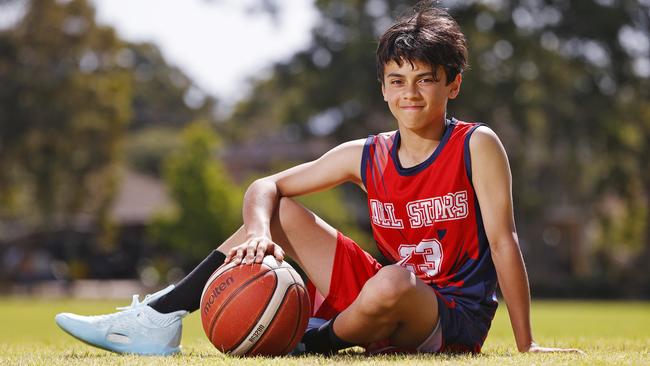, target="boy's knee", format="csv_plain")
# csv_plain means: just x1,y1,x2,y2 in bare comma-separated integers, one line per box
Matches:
358,265,416,316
